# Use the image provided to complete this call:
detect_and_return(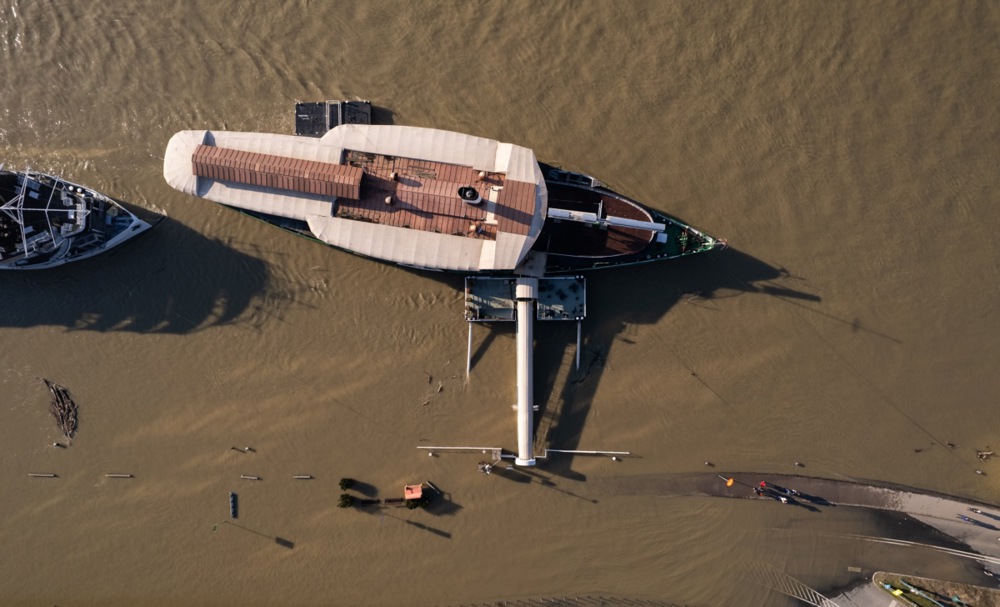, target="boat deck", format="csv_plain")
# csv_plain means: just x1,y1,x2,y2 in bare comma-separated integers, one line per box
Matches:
334,150,536,241
1,170,149,268
538,182,654,257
